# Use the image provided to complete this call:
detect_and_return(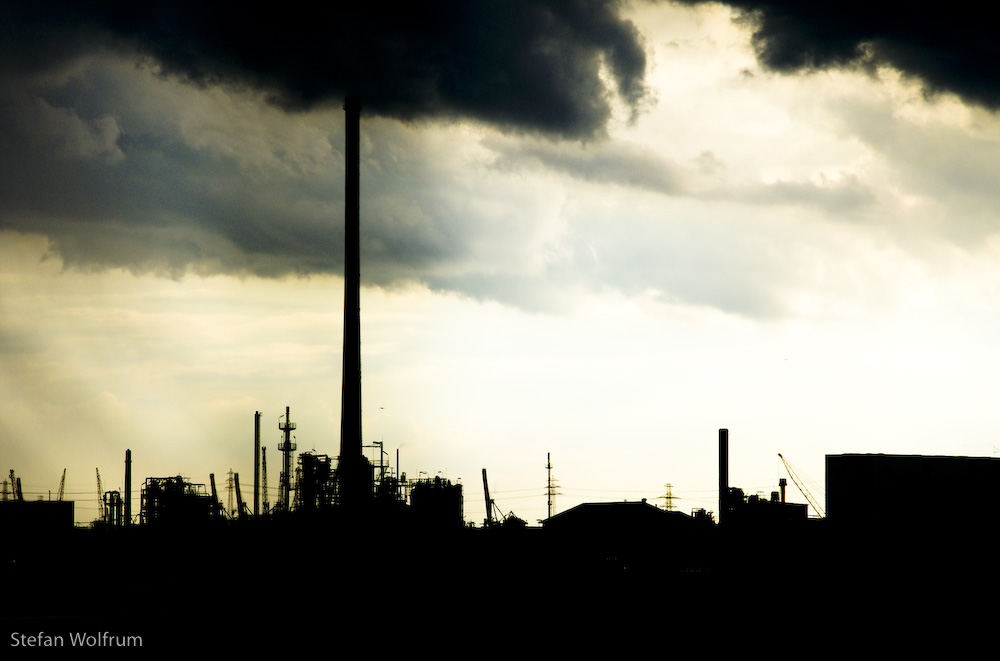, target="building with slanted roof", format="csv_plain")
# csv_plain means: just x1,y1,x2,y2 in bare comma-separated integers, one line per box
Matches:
543,500,713,578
